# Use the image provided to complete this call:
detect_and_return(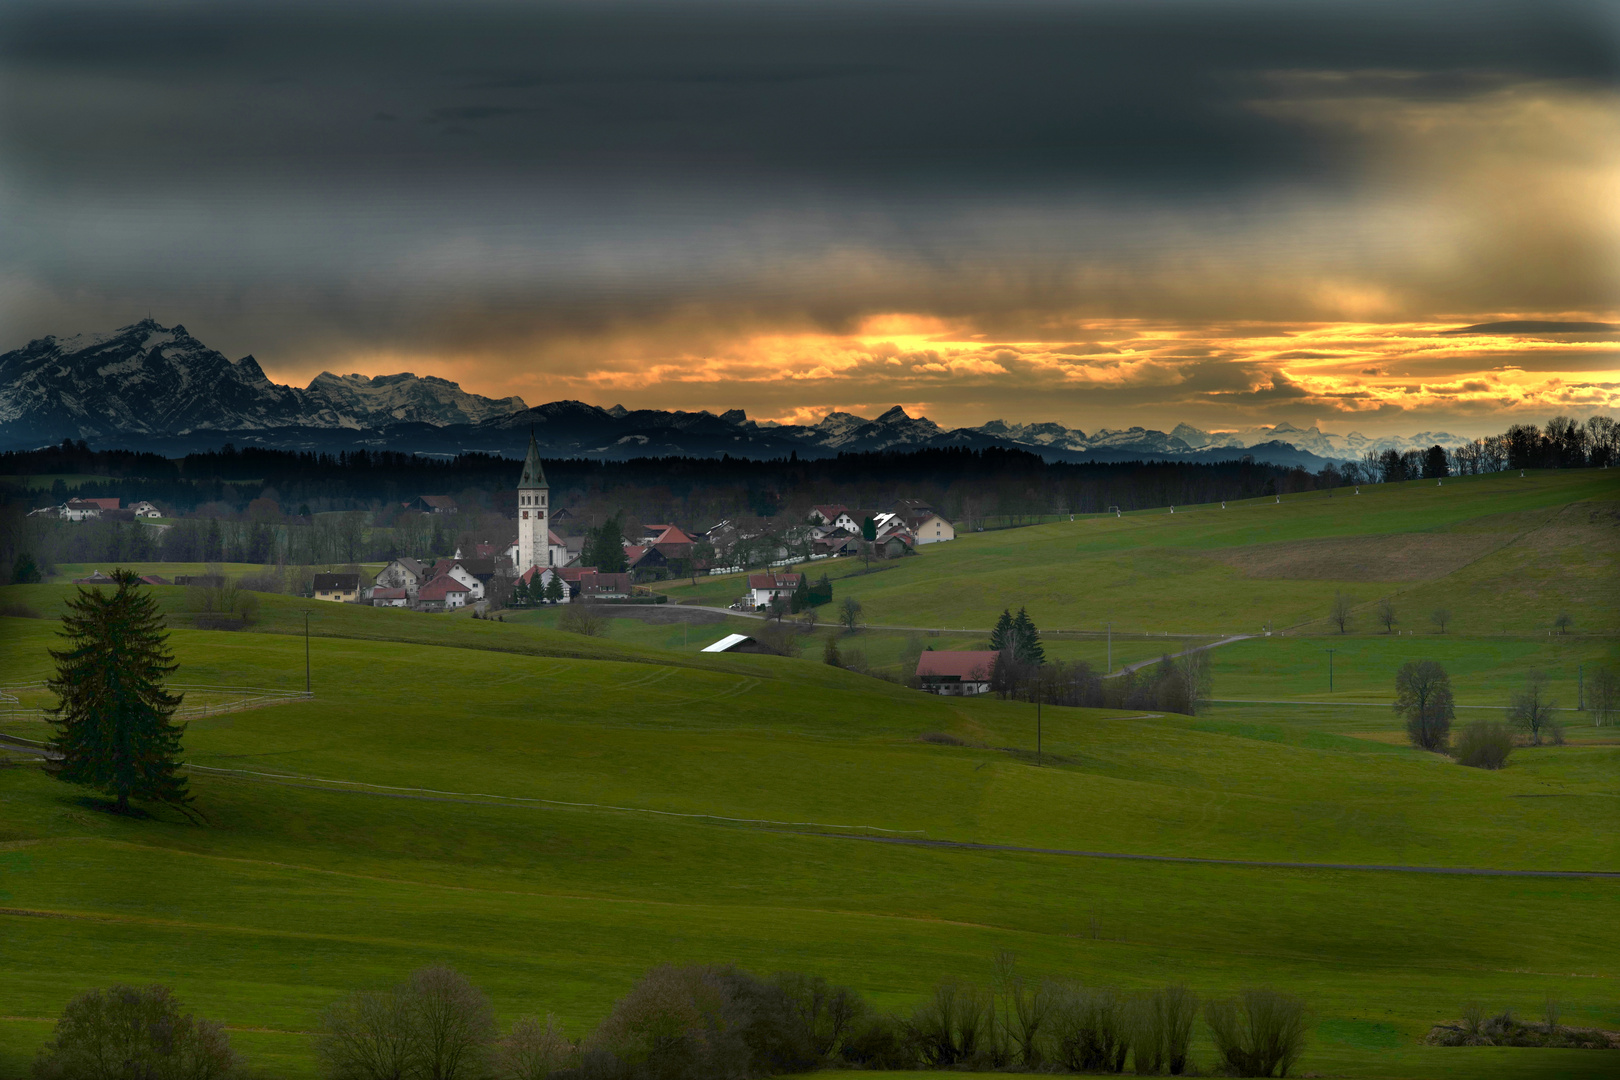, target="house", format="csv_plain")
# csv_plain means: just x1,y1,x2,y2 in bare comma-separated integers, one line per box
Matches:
916,650,998,696
424,558,489,600
746,572,802,610
129,501,162,518
313,573,361,602
908,512,955,544
62,498,119,521
409,494,458,514
138,574,171,586
72,570,117,585
812,529,861,558
416,575,471,611
553,566,633,600
370,587,410,608
650,525,695,561
375,557,429,594
808,504,849,526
